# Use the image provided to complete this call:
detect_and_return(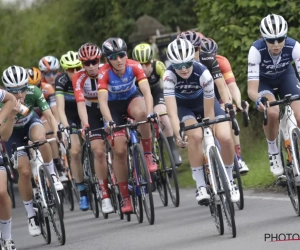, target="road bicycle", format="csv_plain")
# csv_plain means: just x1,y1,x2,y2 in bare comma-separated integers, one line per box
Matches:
180,109,239,238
